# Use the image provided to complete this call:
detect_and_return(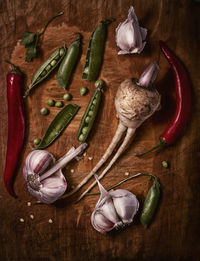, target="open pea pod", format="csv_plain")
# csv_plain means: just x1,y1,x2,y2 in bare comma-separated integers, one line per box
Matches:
24,45,66,97
35,104,79,149
82,19,113,82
